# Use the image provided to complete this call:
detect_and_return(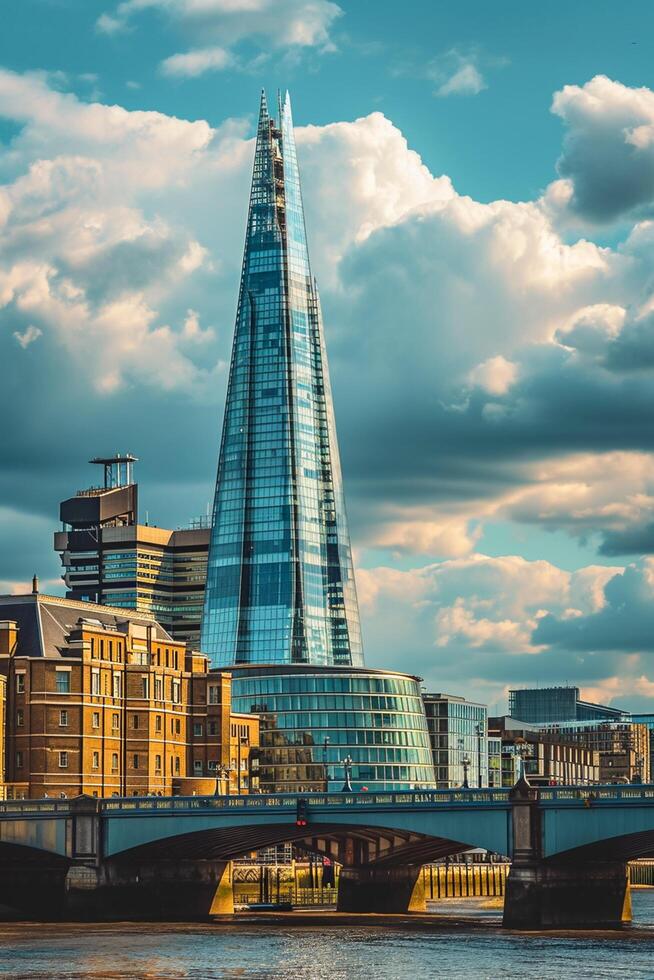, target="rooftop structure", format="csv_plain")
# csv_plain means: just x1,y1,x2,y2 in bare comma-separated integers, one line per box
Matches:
508,686,626,725
55,458,209,647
